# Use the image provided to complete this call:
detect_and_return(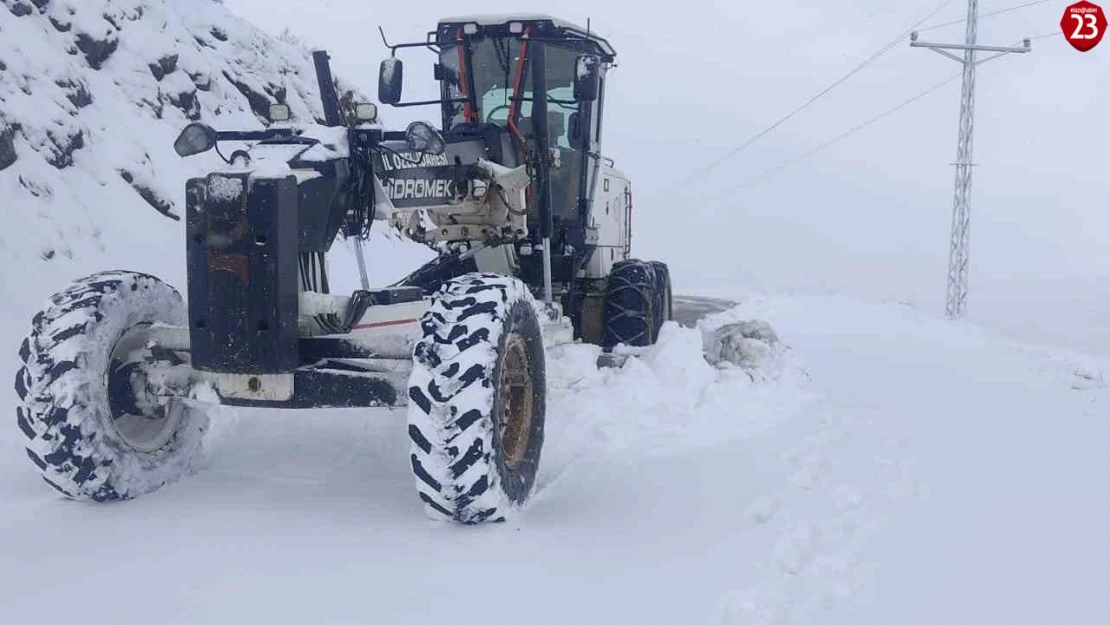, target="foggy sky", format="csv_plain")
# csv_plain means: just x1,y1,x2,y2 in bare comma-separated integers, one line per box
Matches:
223,0,1110,353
